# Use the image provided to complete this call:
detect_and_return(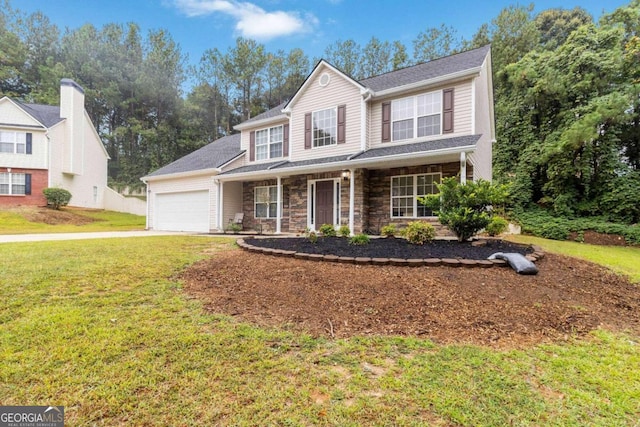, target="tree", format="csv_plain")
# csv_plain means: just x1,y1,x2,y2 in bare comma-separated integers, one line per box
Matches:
420,178,510,242
361,37,391,77
323,39,361,78
412,24,460,63
391,41,409,70
534,7,592,50
0,0,28,97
